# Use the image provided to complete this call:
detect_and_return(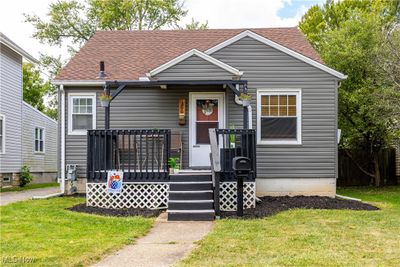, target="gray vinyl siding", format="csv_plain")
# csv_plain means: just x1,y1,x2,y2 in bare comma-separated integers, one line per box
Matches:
0,44,23,173
22,103,57,172
64,86,225,178
211,36,338,179
154,55,236,80
63,36,339,180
